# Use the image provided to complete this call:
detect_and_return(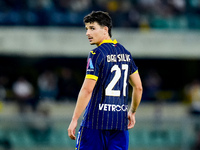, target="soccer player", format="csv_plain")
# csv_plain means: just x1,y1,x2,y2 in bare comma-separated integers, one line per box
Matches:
68,11,143,150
